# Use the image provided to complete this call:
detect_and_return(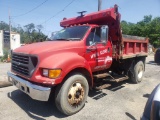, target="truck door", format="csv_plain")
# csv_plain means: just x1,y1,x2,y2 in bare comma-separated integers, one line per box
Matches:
85,26,112,72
